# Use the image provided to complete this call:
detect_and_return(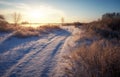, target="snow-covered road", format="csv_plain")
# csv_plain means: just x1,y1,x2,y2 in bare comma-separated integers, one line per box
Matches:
0,26,81,77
